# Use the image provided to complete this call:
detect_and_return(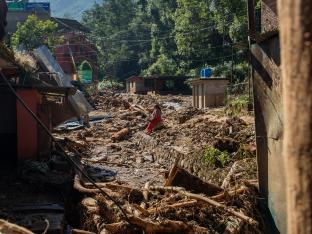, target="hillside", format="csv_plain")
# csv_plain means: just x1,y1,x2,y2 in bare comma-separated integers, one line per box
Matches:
31,0,103,20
